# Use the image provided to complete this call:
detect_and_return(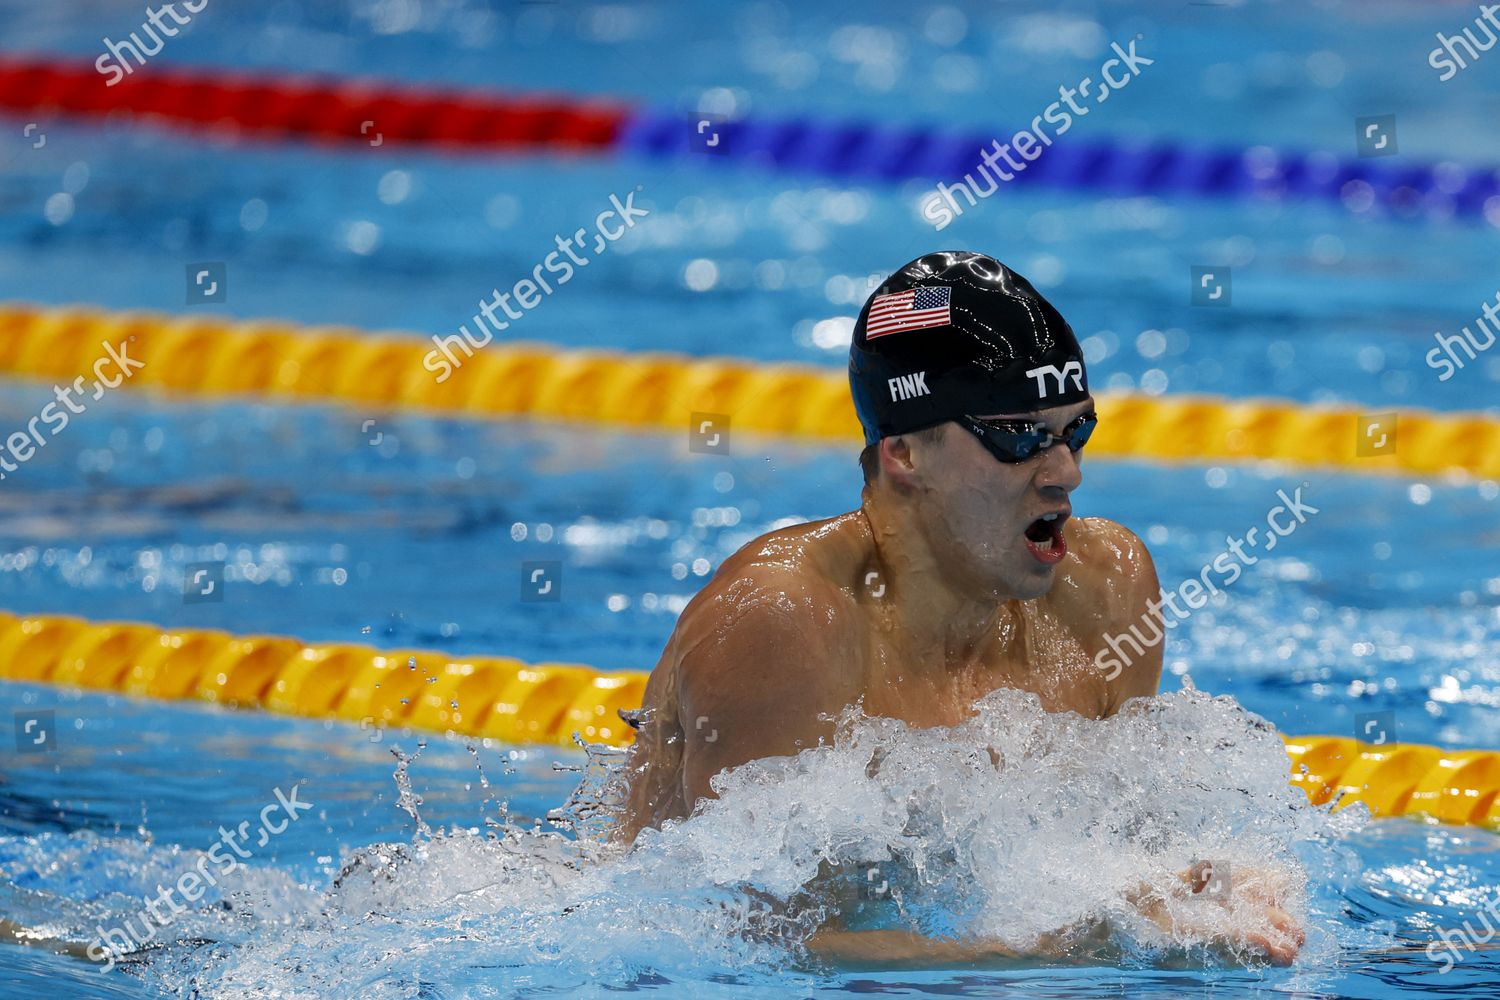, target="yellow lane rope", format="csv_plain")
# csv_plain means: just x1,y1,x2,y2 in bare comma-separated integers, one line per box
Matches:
0,611,646,747
1,303,1496,477
3,611,1498,829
